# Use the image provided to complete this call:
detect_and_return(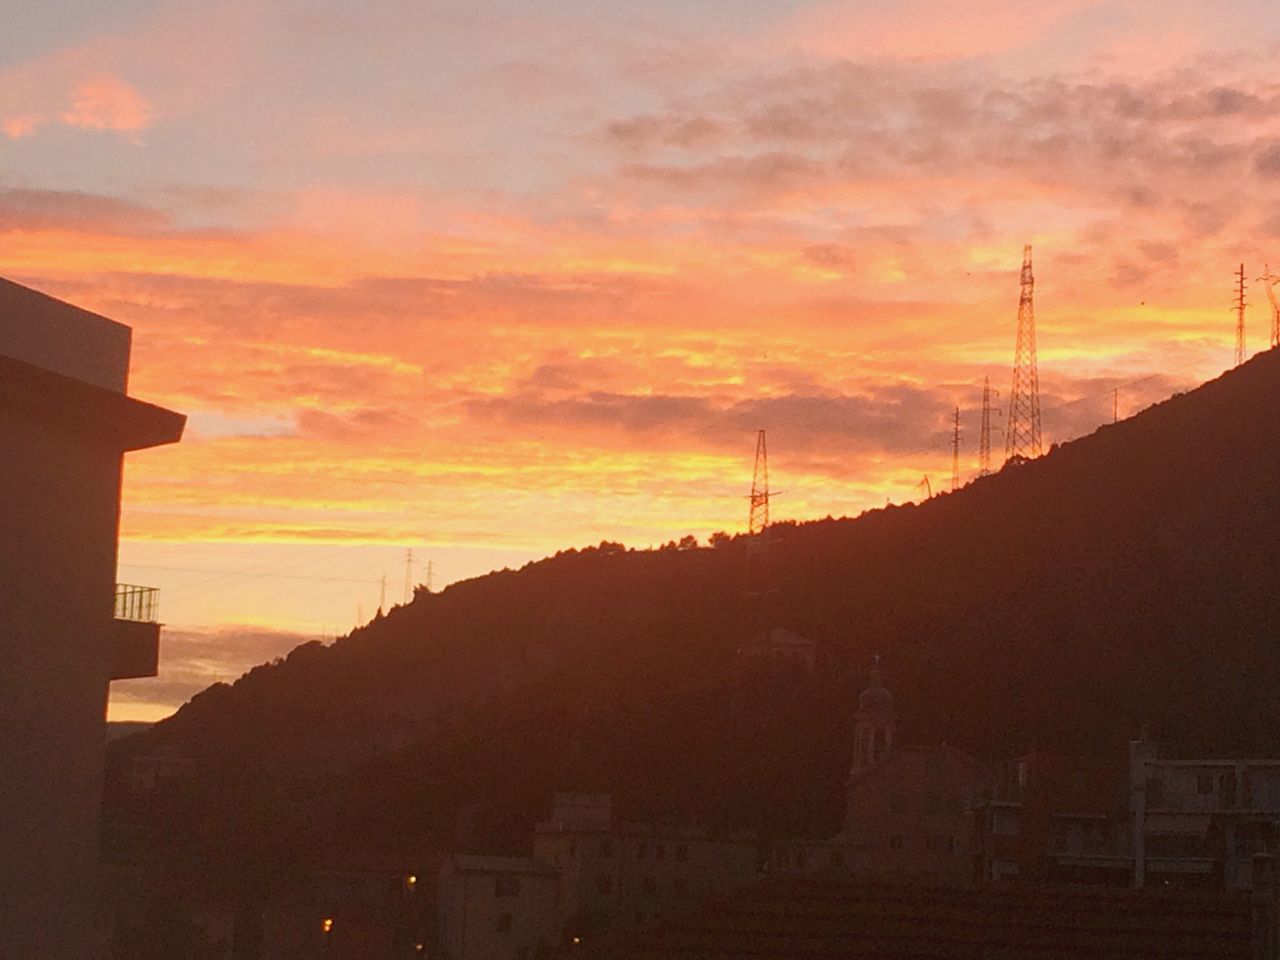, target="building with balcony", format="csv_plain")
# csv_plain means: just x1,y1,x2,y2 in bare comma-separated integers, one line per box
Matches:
532,793,761,945
0,277,184,958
